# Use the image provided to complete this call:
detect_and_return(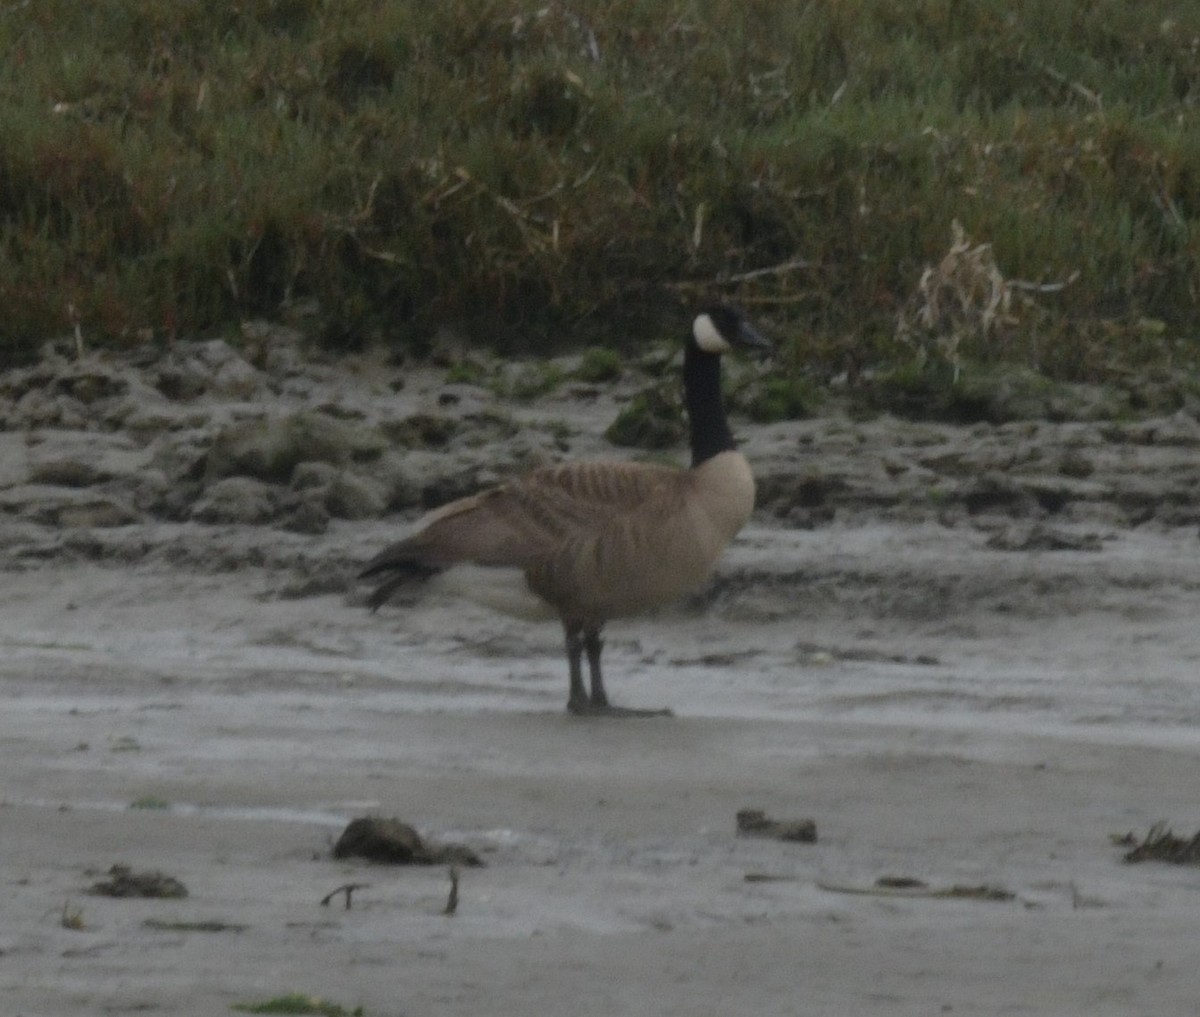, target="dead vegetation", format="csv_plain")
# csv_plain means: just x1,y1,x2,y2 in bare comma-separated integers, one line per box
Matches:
89,865,188,899
1115,822,1200,865
896,220,1021,377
